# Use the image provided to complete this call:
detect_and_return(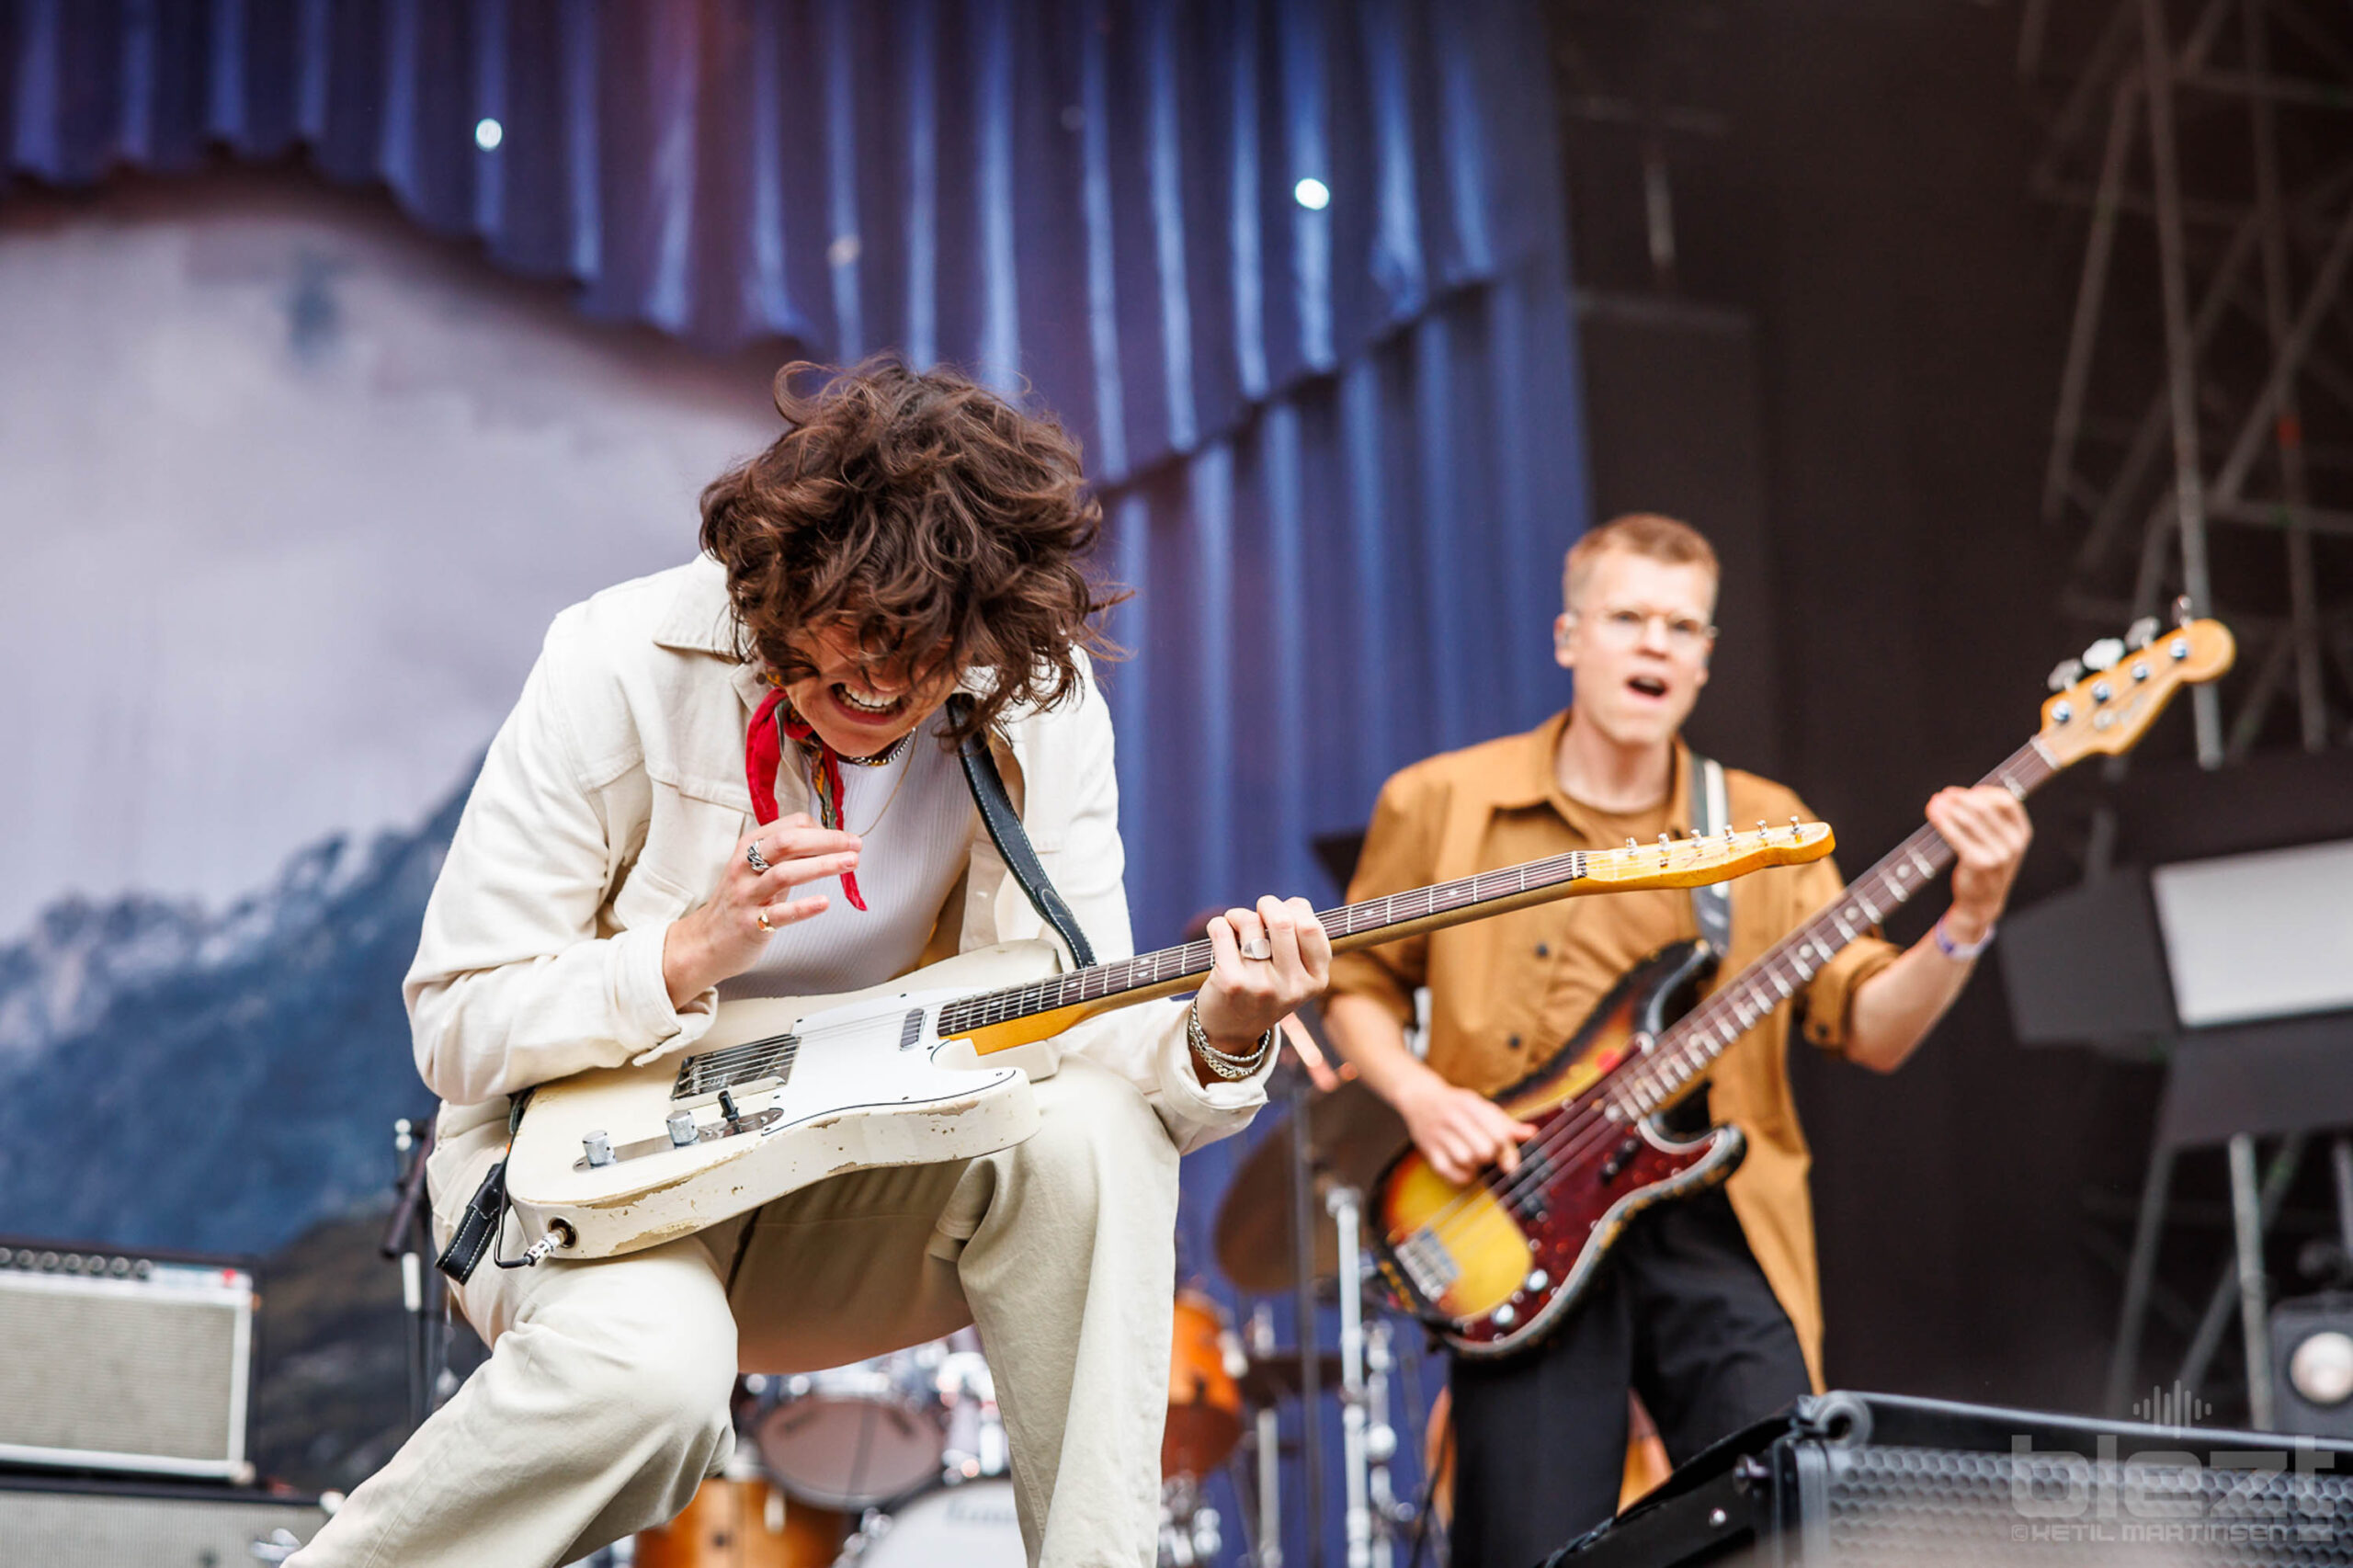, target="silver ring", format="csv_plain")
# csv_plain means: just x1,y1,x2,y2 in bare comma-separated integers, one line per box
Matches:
1240,935,1274,961
745,840,771,873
